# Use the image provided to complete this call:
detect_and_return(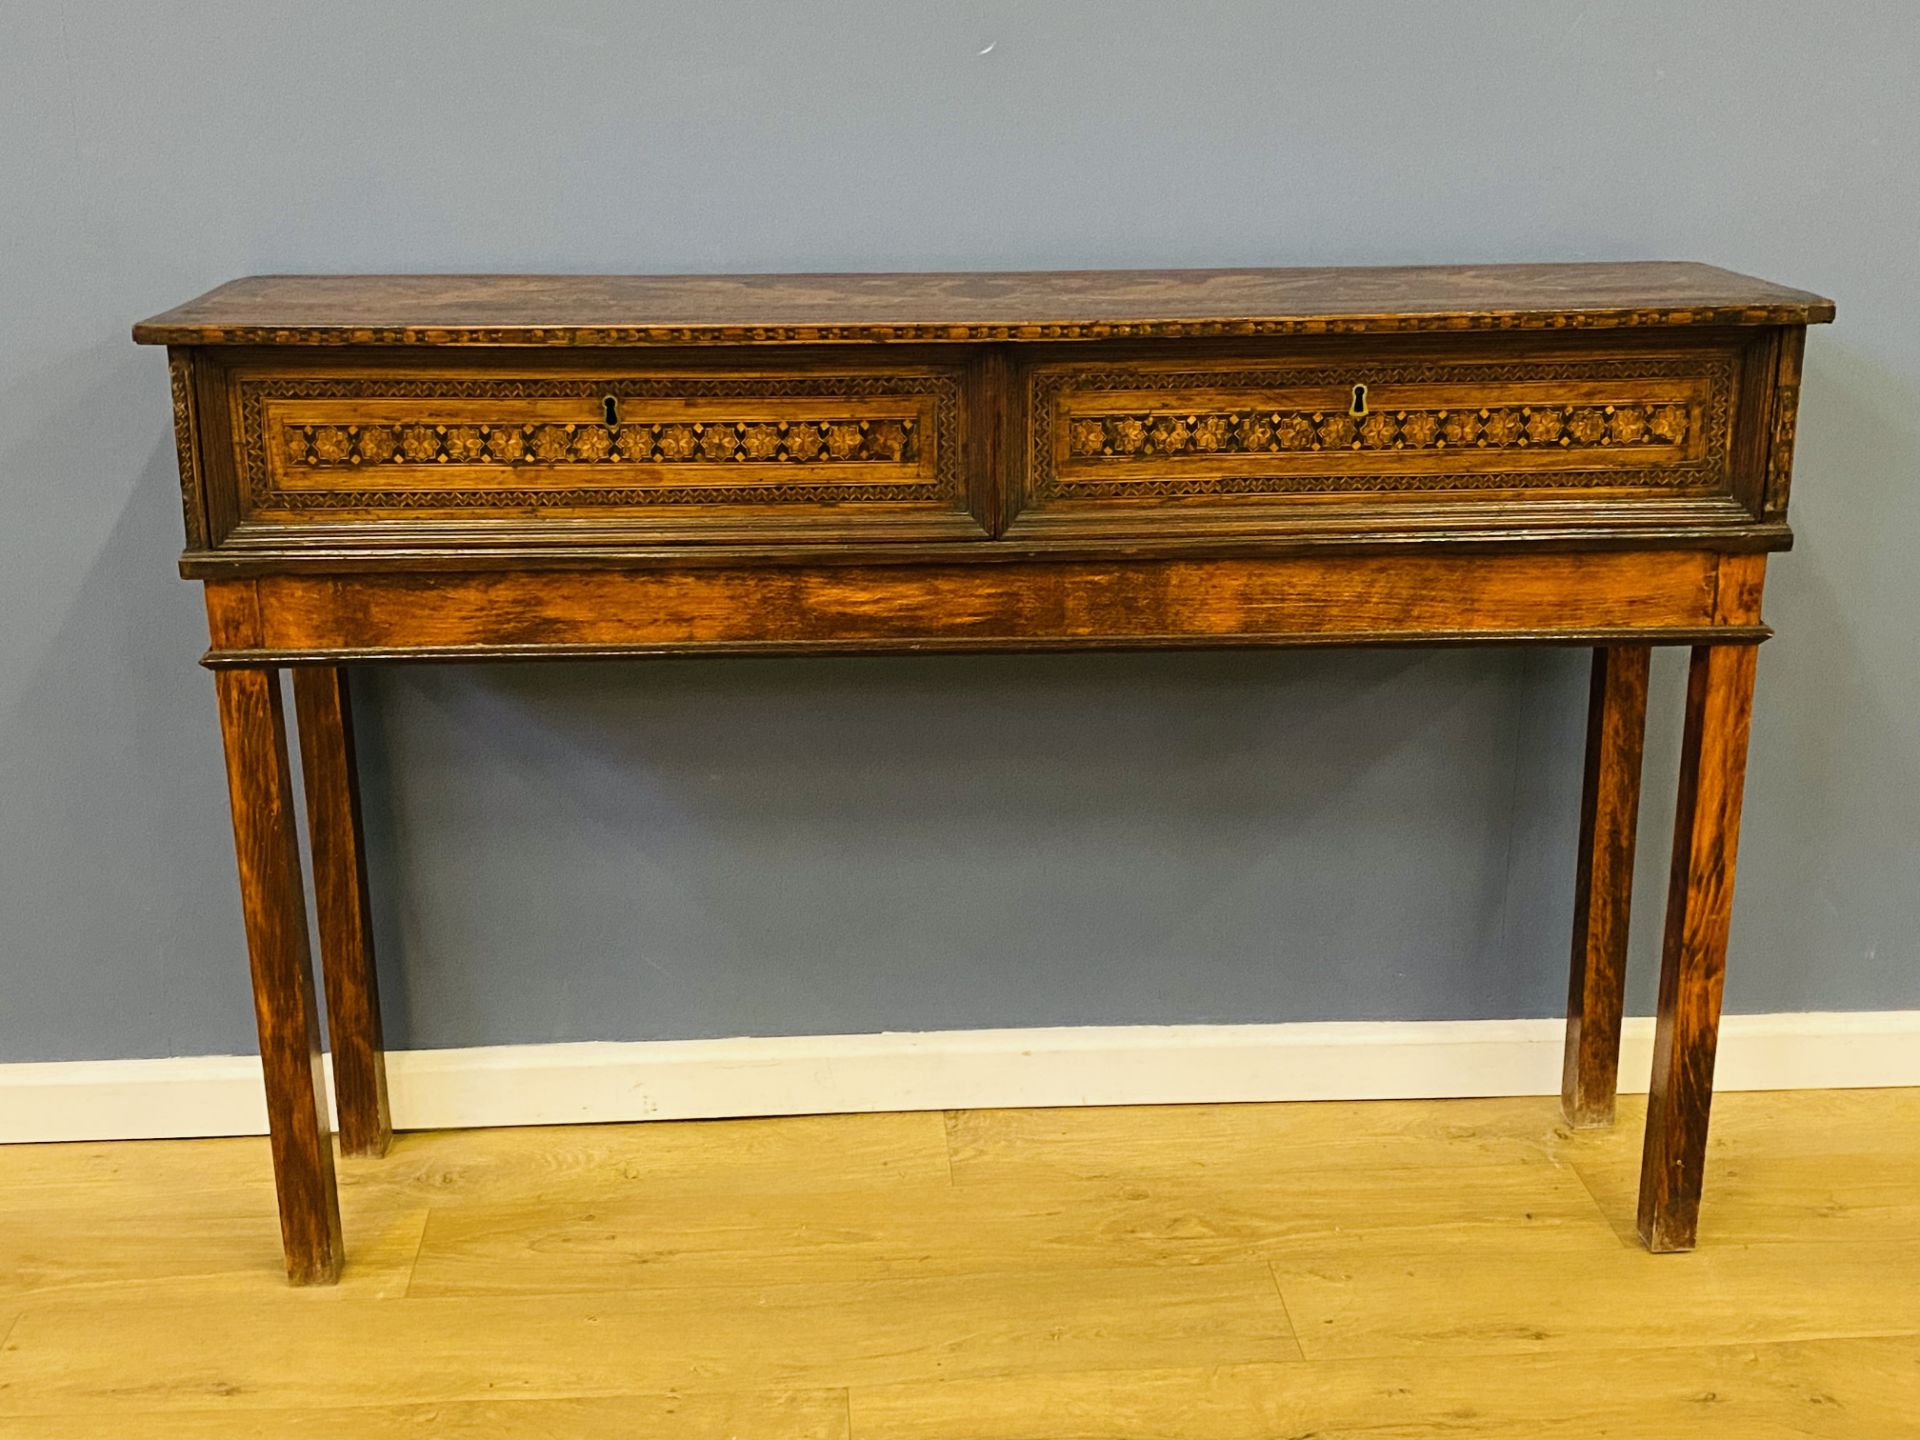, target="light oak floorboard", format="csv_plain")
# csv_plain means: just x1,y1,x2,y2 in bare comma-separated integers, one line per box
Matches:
0,1266,1297,1415
944,1090,1920,1189
944,1096,1581,1183
339,1111,952,1207
0,1202,427,1303
1574,1146,1920,1246
0,1135,280,1212
4,1389,852,1439
1643,1088,1920,1156
2,1091,1917,1434
848,1337,1920,1440
407,1160,1610,1297
0,1110,950,1212
1272,1237,1920,1360
1558,1089,1920,1164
